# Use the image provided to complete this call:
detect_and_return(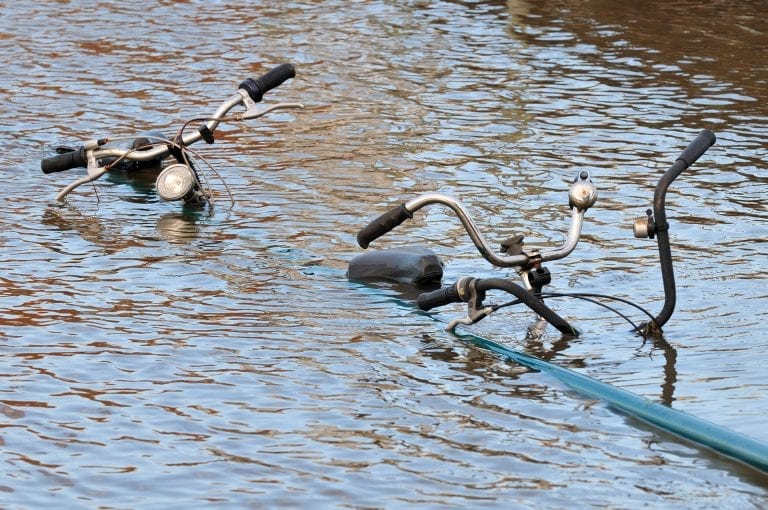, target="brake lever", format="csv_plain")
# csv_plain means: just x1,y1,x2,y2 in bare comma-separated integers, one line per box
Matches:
56,168,108,202
238,102,305,121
